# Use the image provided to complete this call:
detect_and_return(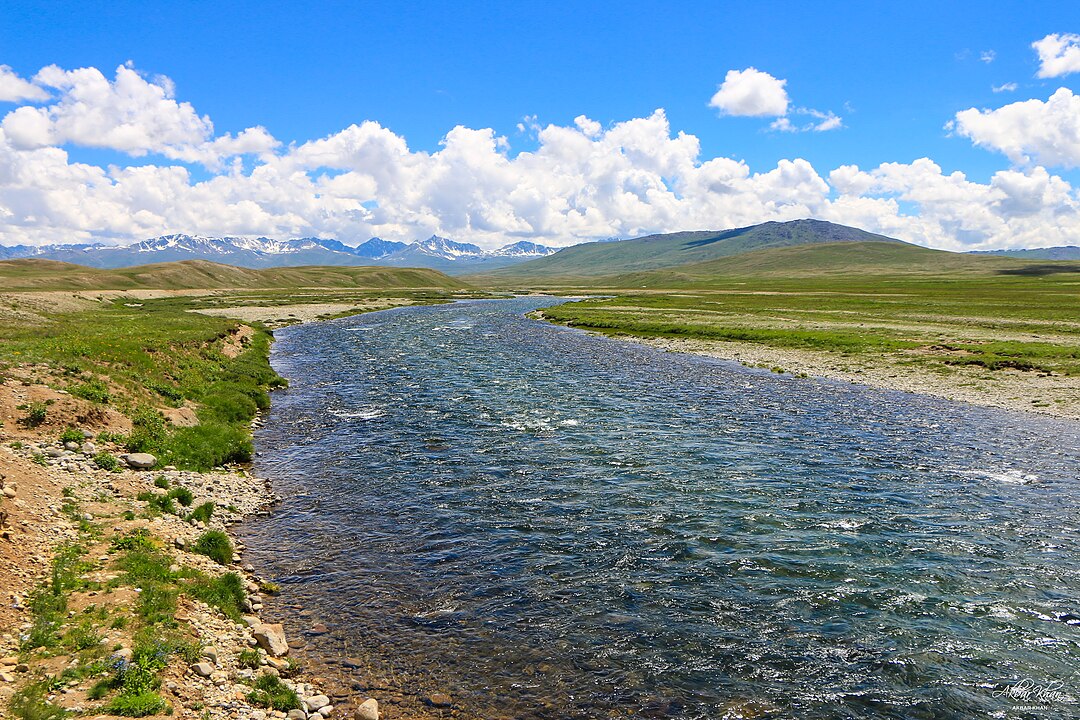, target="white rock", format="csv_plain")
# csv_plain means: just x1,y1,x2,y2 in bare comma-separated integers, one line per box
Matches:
354,699,379,720
253,624,288,657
